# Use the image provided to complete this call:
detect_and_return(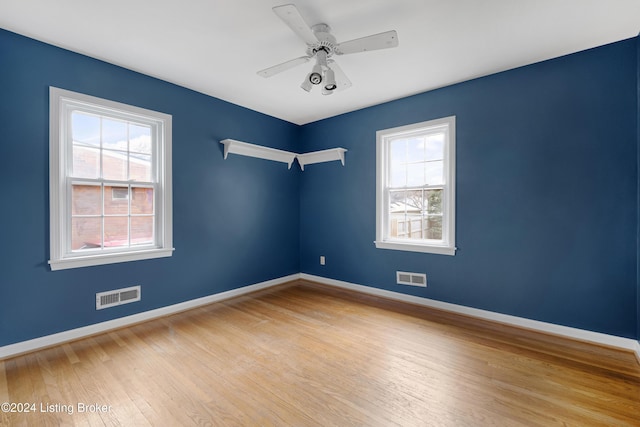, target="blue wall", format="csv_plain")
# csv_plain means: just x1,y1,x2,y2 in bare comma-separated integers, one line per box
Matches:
299,38,639,339
637,34,640,346
0,29,301,347
1,28,639,348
